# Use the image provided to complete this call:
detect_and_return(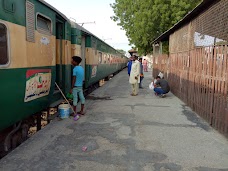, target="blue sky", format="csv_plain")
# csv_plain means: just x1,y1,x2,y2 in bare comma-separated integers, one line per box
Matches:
45,0,131,52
